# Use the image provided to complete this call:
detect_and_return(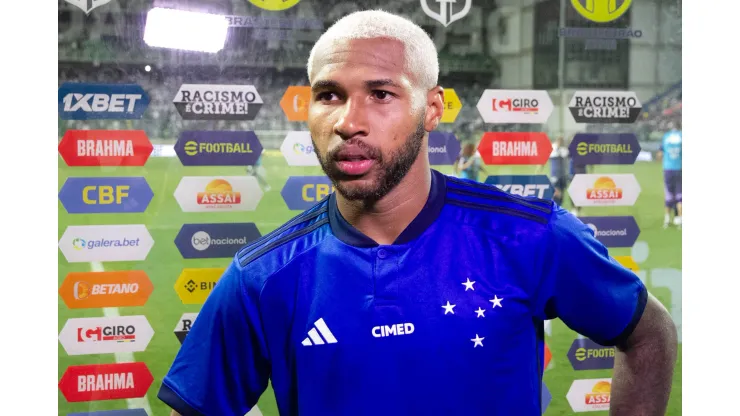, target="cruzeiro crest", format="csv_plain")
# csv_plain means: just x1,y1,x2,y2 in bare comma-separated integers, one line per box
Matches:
65,0,112,15
420,0,472,27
